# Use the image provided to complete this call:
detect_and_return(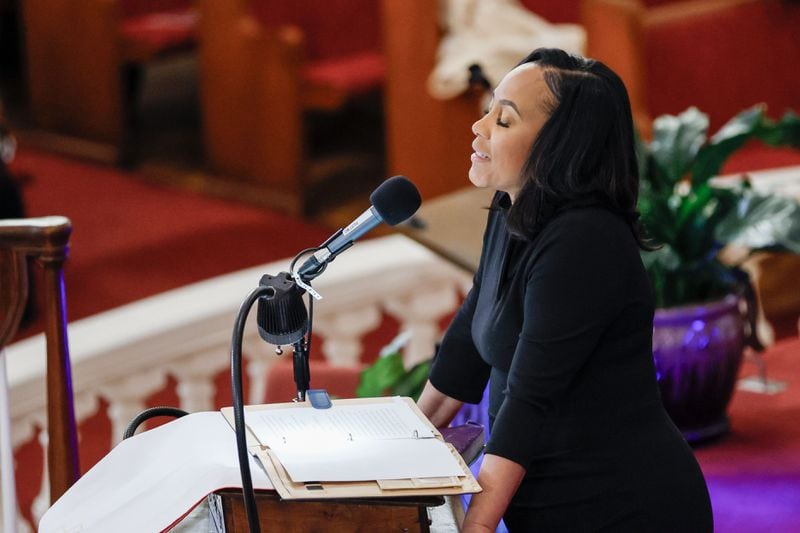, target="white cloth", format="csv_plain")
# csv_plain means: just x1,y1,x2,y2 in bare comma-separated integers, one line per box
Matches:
428,0,586,99
38,412,272,533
